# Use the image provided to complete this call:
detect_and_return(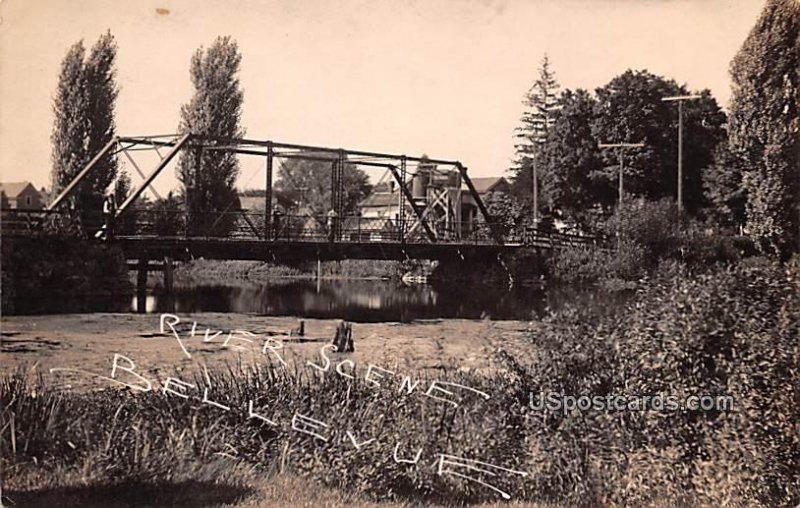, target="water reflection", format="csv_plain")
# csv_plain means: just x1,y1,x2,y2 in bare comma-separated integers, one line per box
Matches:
126,279,622,322
8,277,626,320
